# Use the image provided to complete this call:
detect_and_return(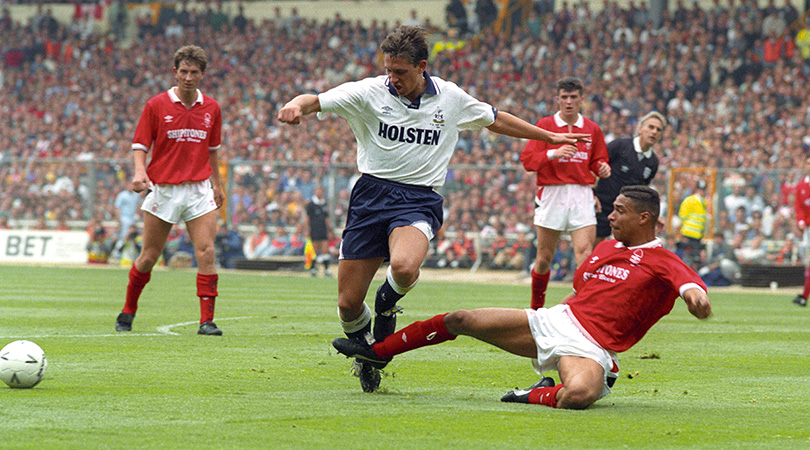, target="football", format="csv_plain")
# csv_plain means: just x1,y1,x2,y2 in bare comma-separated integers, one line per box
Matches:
0,340,48,389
